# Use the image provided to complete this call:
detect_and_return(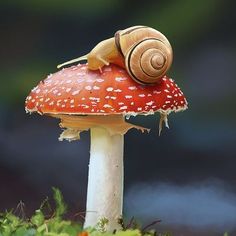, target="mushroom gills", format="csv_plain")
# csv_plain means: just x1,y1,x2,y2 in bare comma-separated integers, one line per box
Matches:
51,114,149,141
